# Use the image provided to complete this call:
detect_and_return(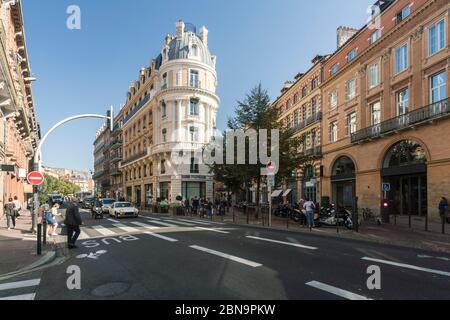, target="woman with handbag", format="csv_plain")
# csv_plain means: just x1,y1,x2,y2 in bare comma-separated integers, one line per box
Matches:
4,198,16,230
